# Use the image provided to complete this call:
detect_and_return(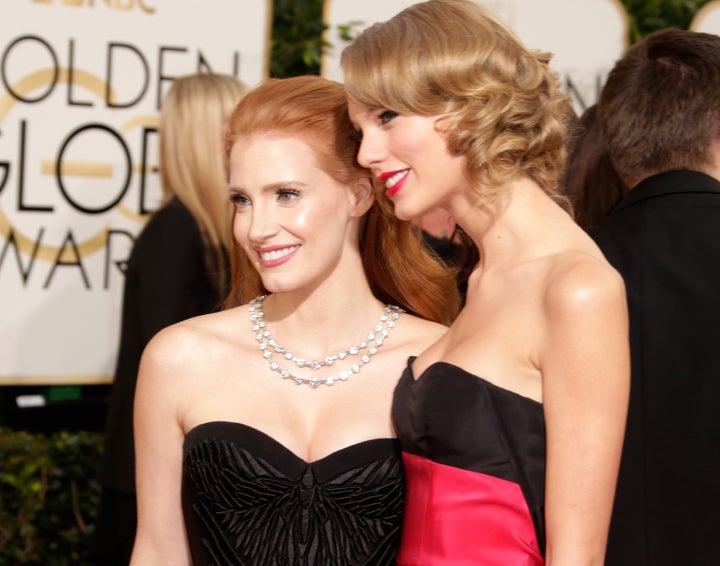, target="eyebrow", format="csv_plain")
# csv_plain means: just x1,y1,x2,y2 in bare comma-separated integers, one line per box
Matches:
229,180,310,193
